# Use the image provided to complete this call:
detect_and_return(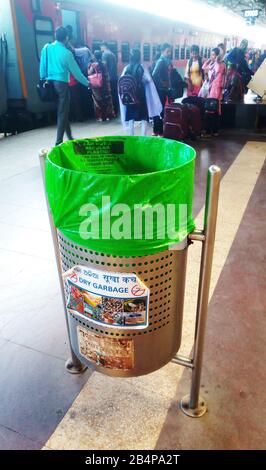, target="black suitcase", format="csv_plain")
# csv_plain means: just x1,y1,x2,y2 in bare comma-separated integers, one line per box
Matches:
204,98,219,113
0,110,34,135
